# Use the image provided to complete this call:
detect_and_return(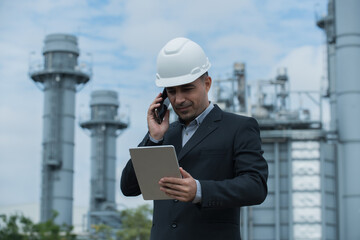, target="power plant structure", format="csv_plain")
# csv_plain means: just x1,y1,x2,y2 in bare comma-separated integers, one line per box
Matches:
214,1,360,236
29,33,91,225
214,64,336,240
80,90,128,230
317,0,360,239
